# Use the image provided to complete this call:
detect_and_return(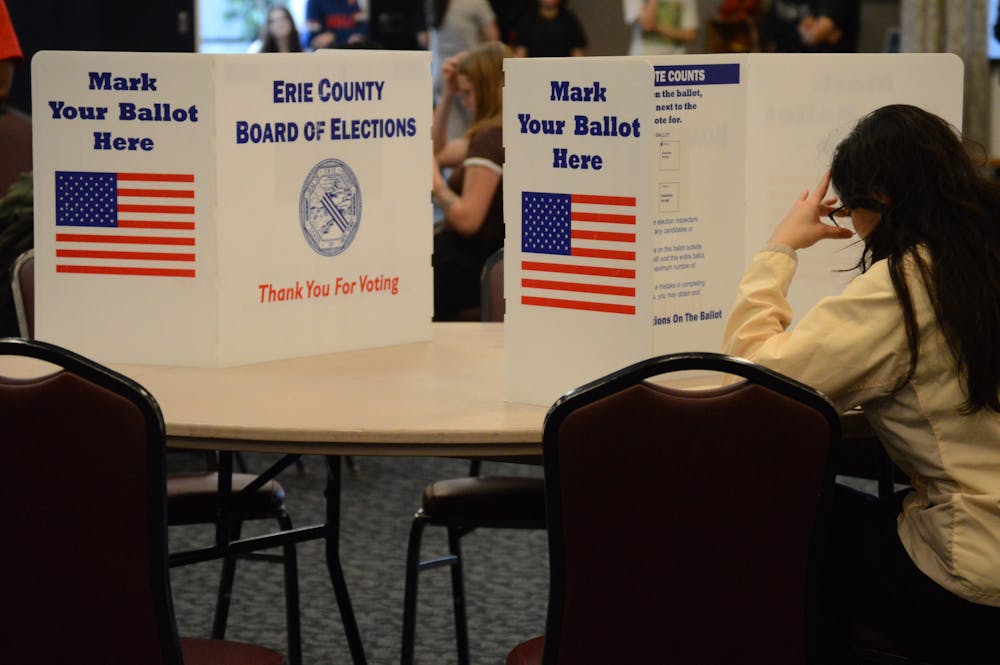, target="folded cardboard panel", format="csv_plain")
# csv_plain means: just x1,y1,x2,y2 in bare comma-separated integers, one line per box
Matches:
32,50,432,366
